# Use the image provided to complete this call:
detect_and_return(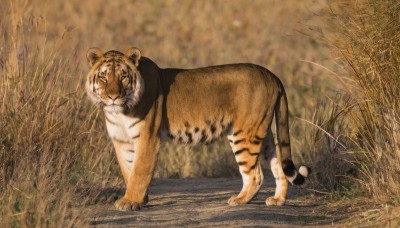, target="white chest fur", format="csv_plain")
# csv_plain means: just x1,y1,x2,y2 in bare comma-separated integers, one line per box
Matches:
104,111,143,143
